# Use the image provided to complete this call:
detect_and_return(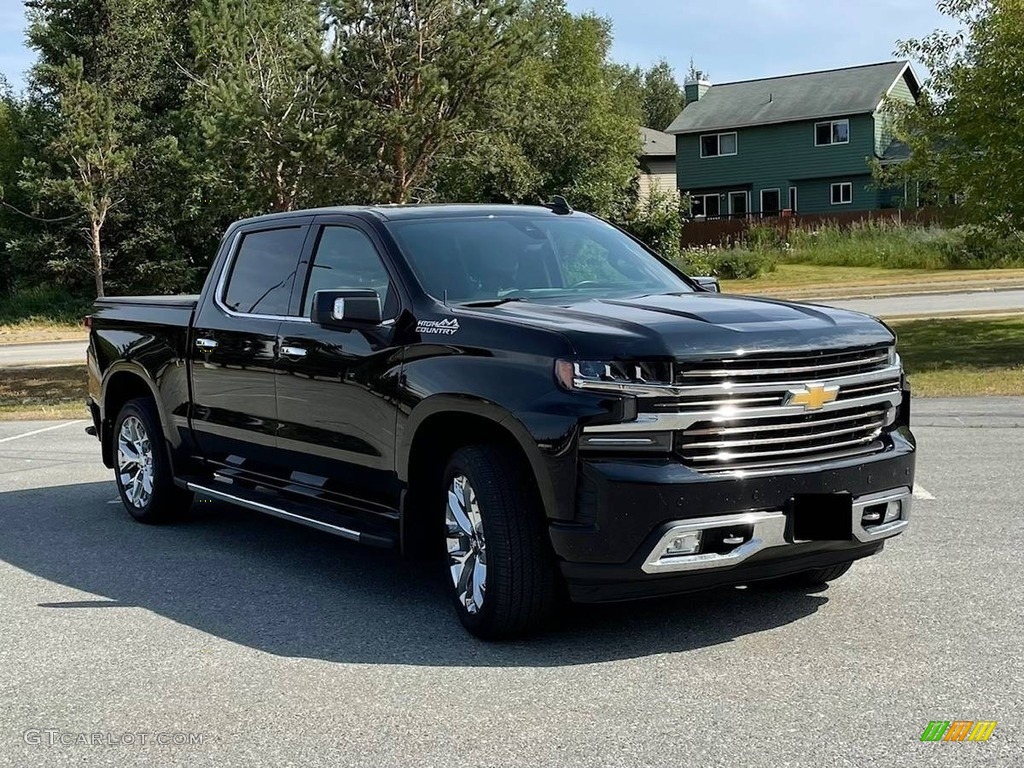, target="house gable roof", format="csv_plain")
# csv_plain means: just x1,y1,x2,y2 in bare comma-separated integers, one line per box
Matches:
666,61,920,135
639,127,675,157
